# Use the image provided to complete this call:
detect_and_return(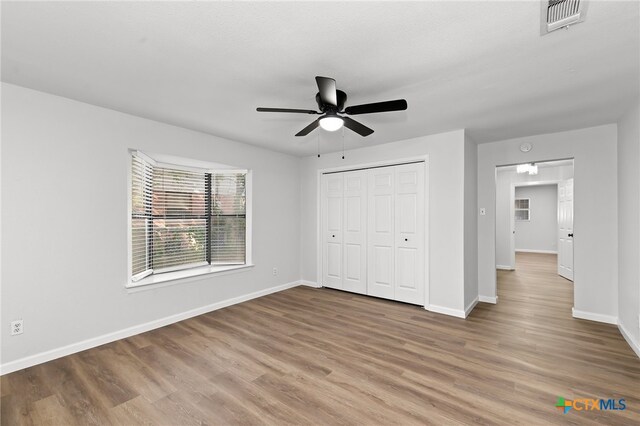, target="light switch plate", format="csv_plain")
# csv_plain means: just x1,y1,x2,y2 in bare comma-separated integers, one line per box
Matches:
480,208,486,216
